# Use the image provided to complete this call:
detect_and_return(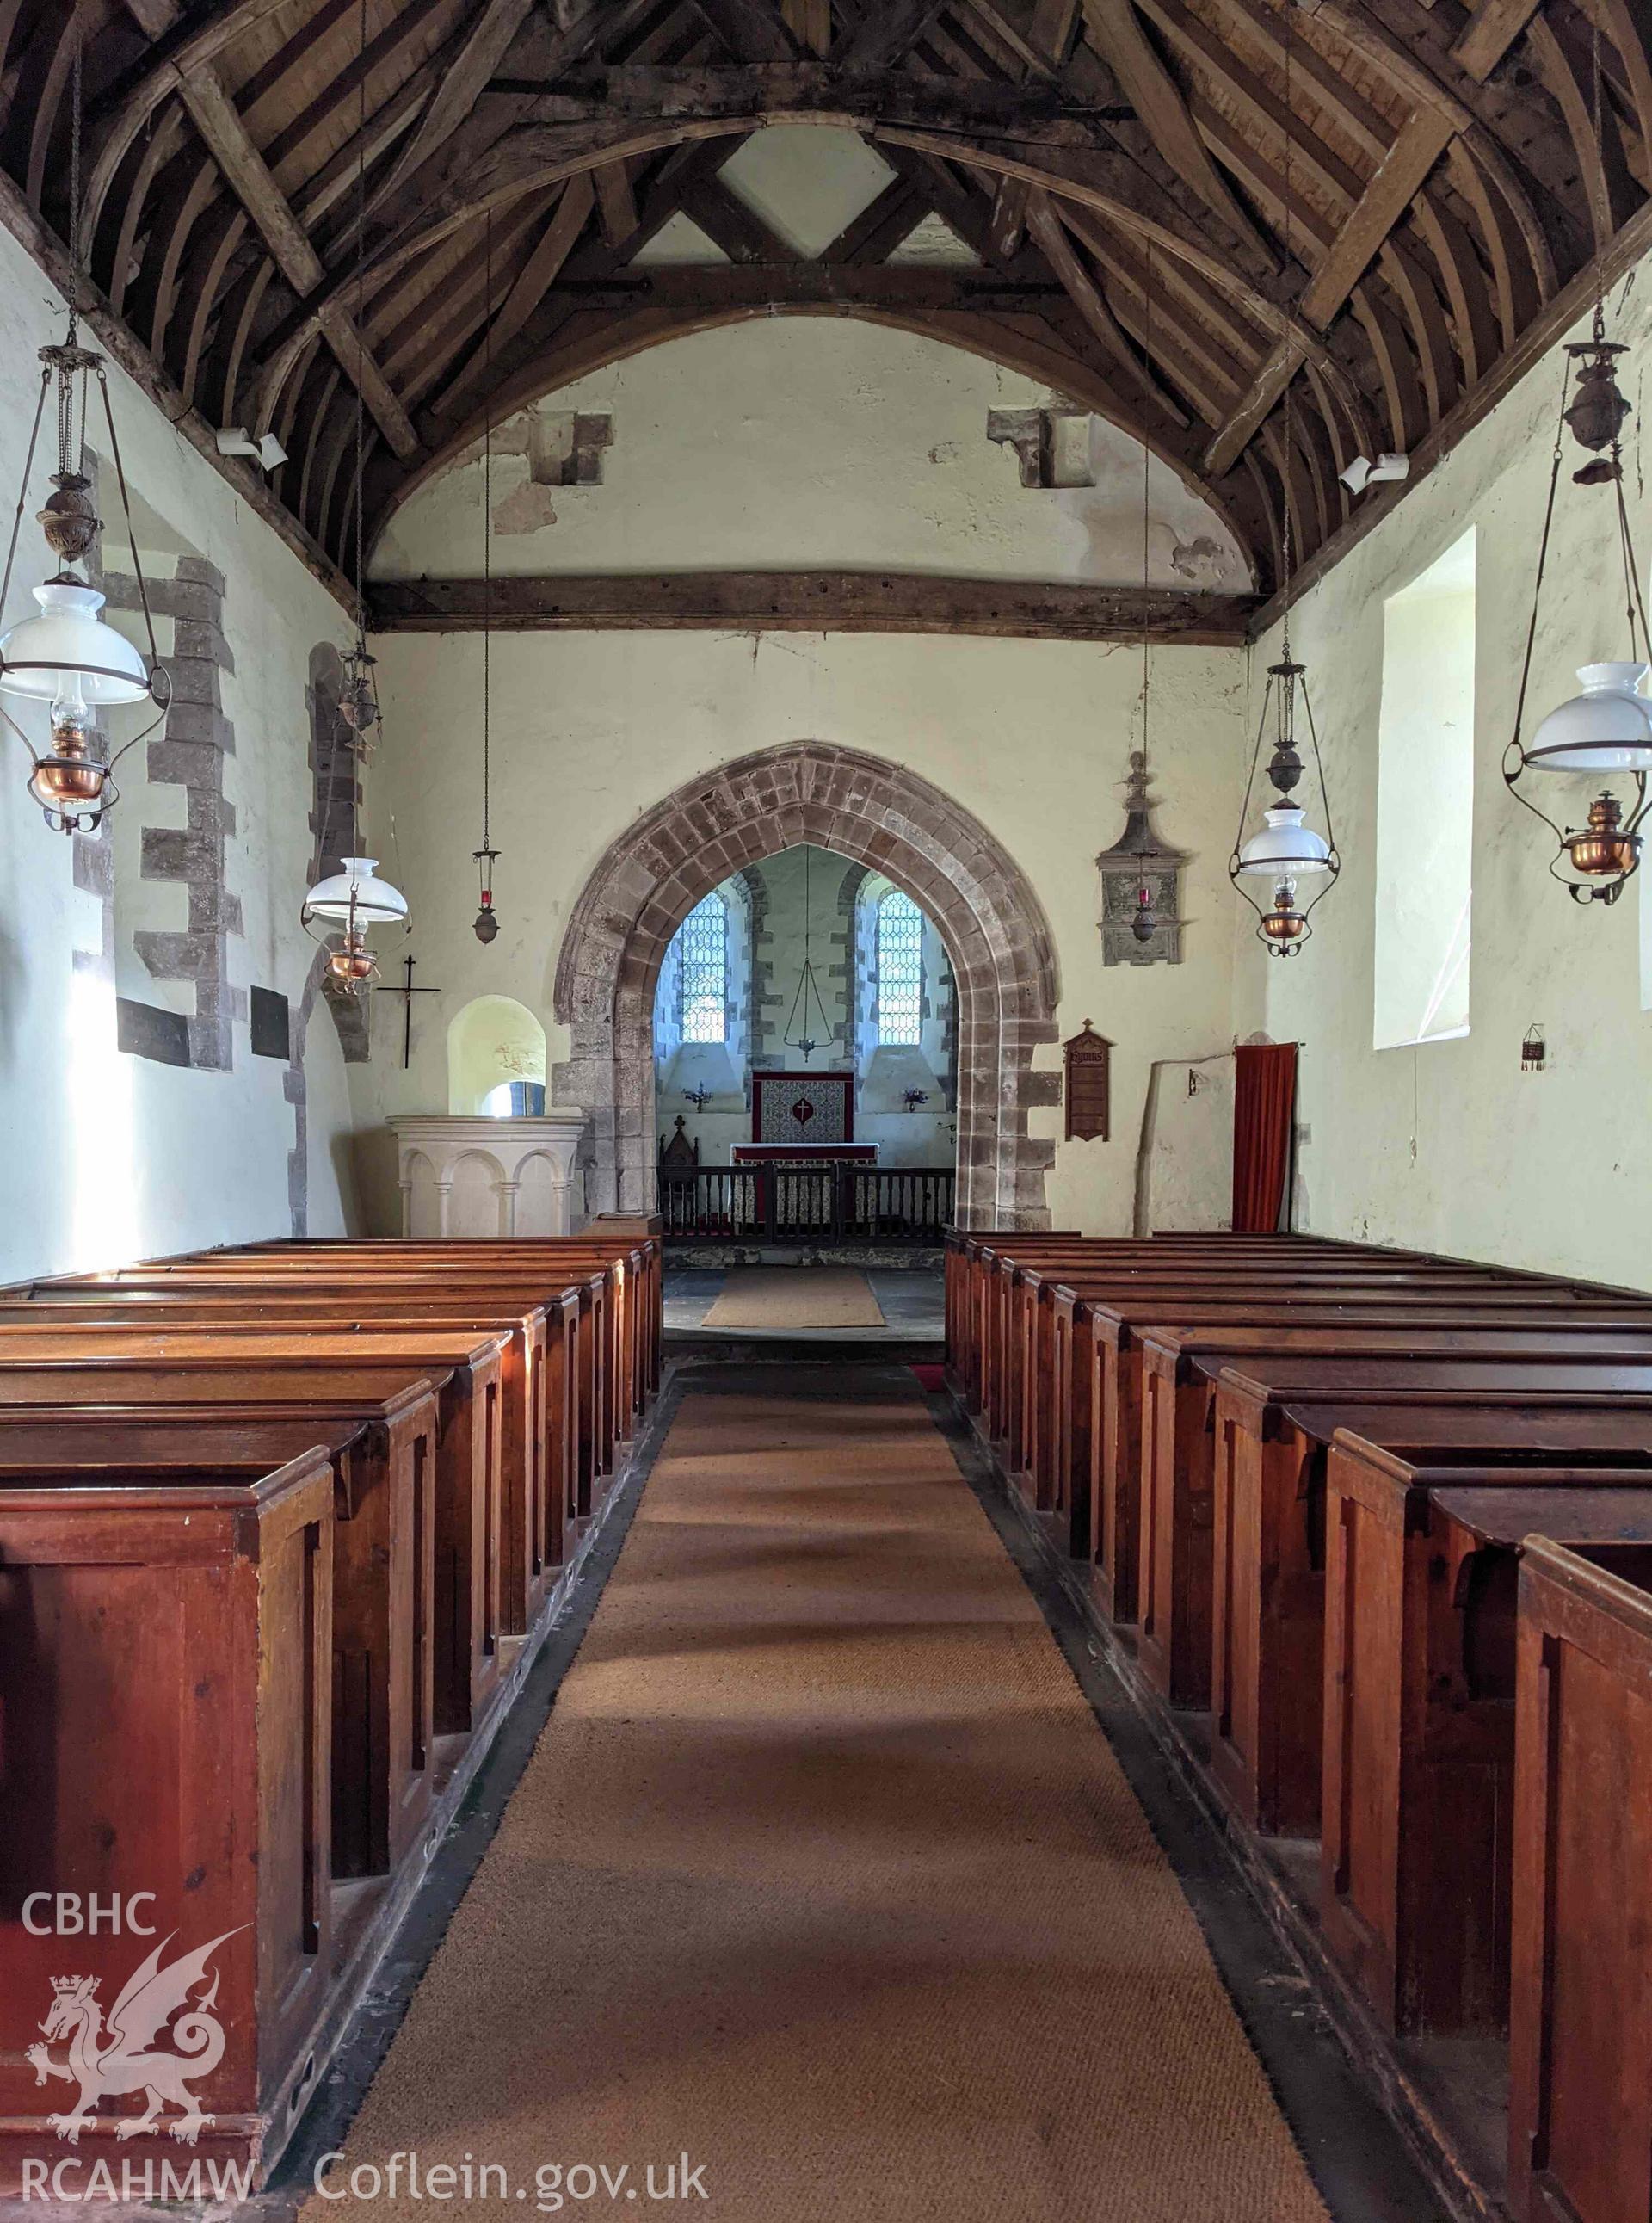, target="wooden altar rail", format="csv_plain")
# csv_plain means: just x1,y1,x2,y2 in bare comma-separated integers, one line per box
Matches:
660,1164,954,1244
